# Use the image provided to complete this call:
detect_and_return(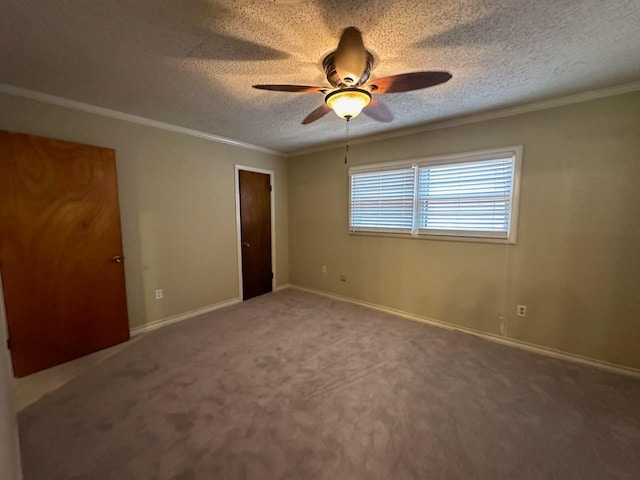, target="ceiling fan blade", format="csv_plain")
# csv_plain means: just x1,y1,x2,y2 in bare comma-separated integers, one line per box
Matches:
334,27,367,84
253,84,326,93
302,104,332,124
363,99,394,123
366,71,452,94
